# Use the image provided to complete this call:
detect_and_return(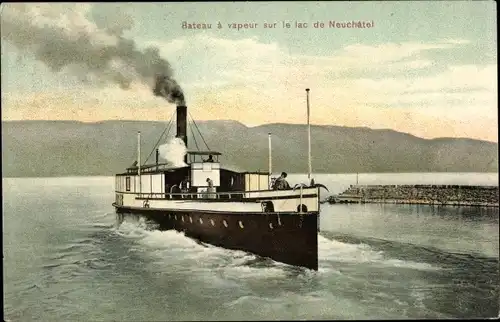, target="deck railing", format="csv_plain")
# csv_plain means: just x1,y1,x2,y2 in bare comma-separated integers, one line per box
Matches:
116,187,318,201
132,191,245,200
